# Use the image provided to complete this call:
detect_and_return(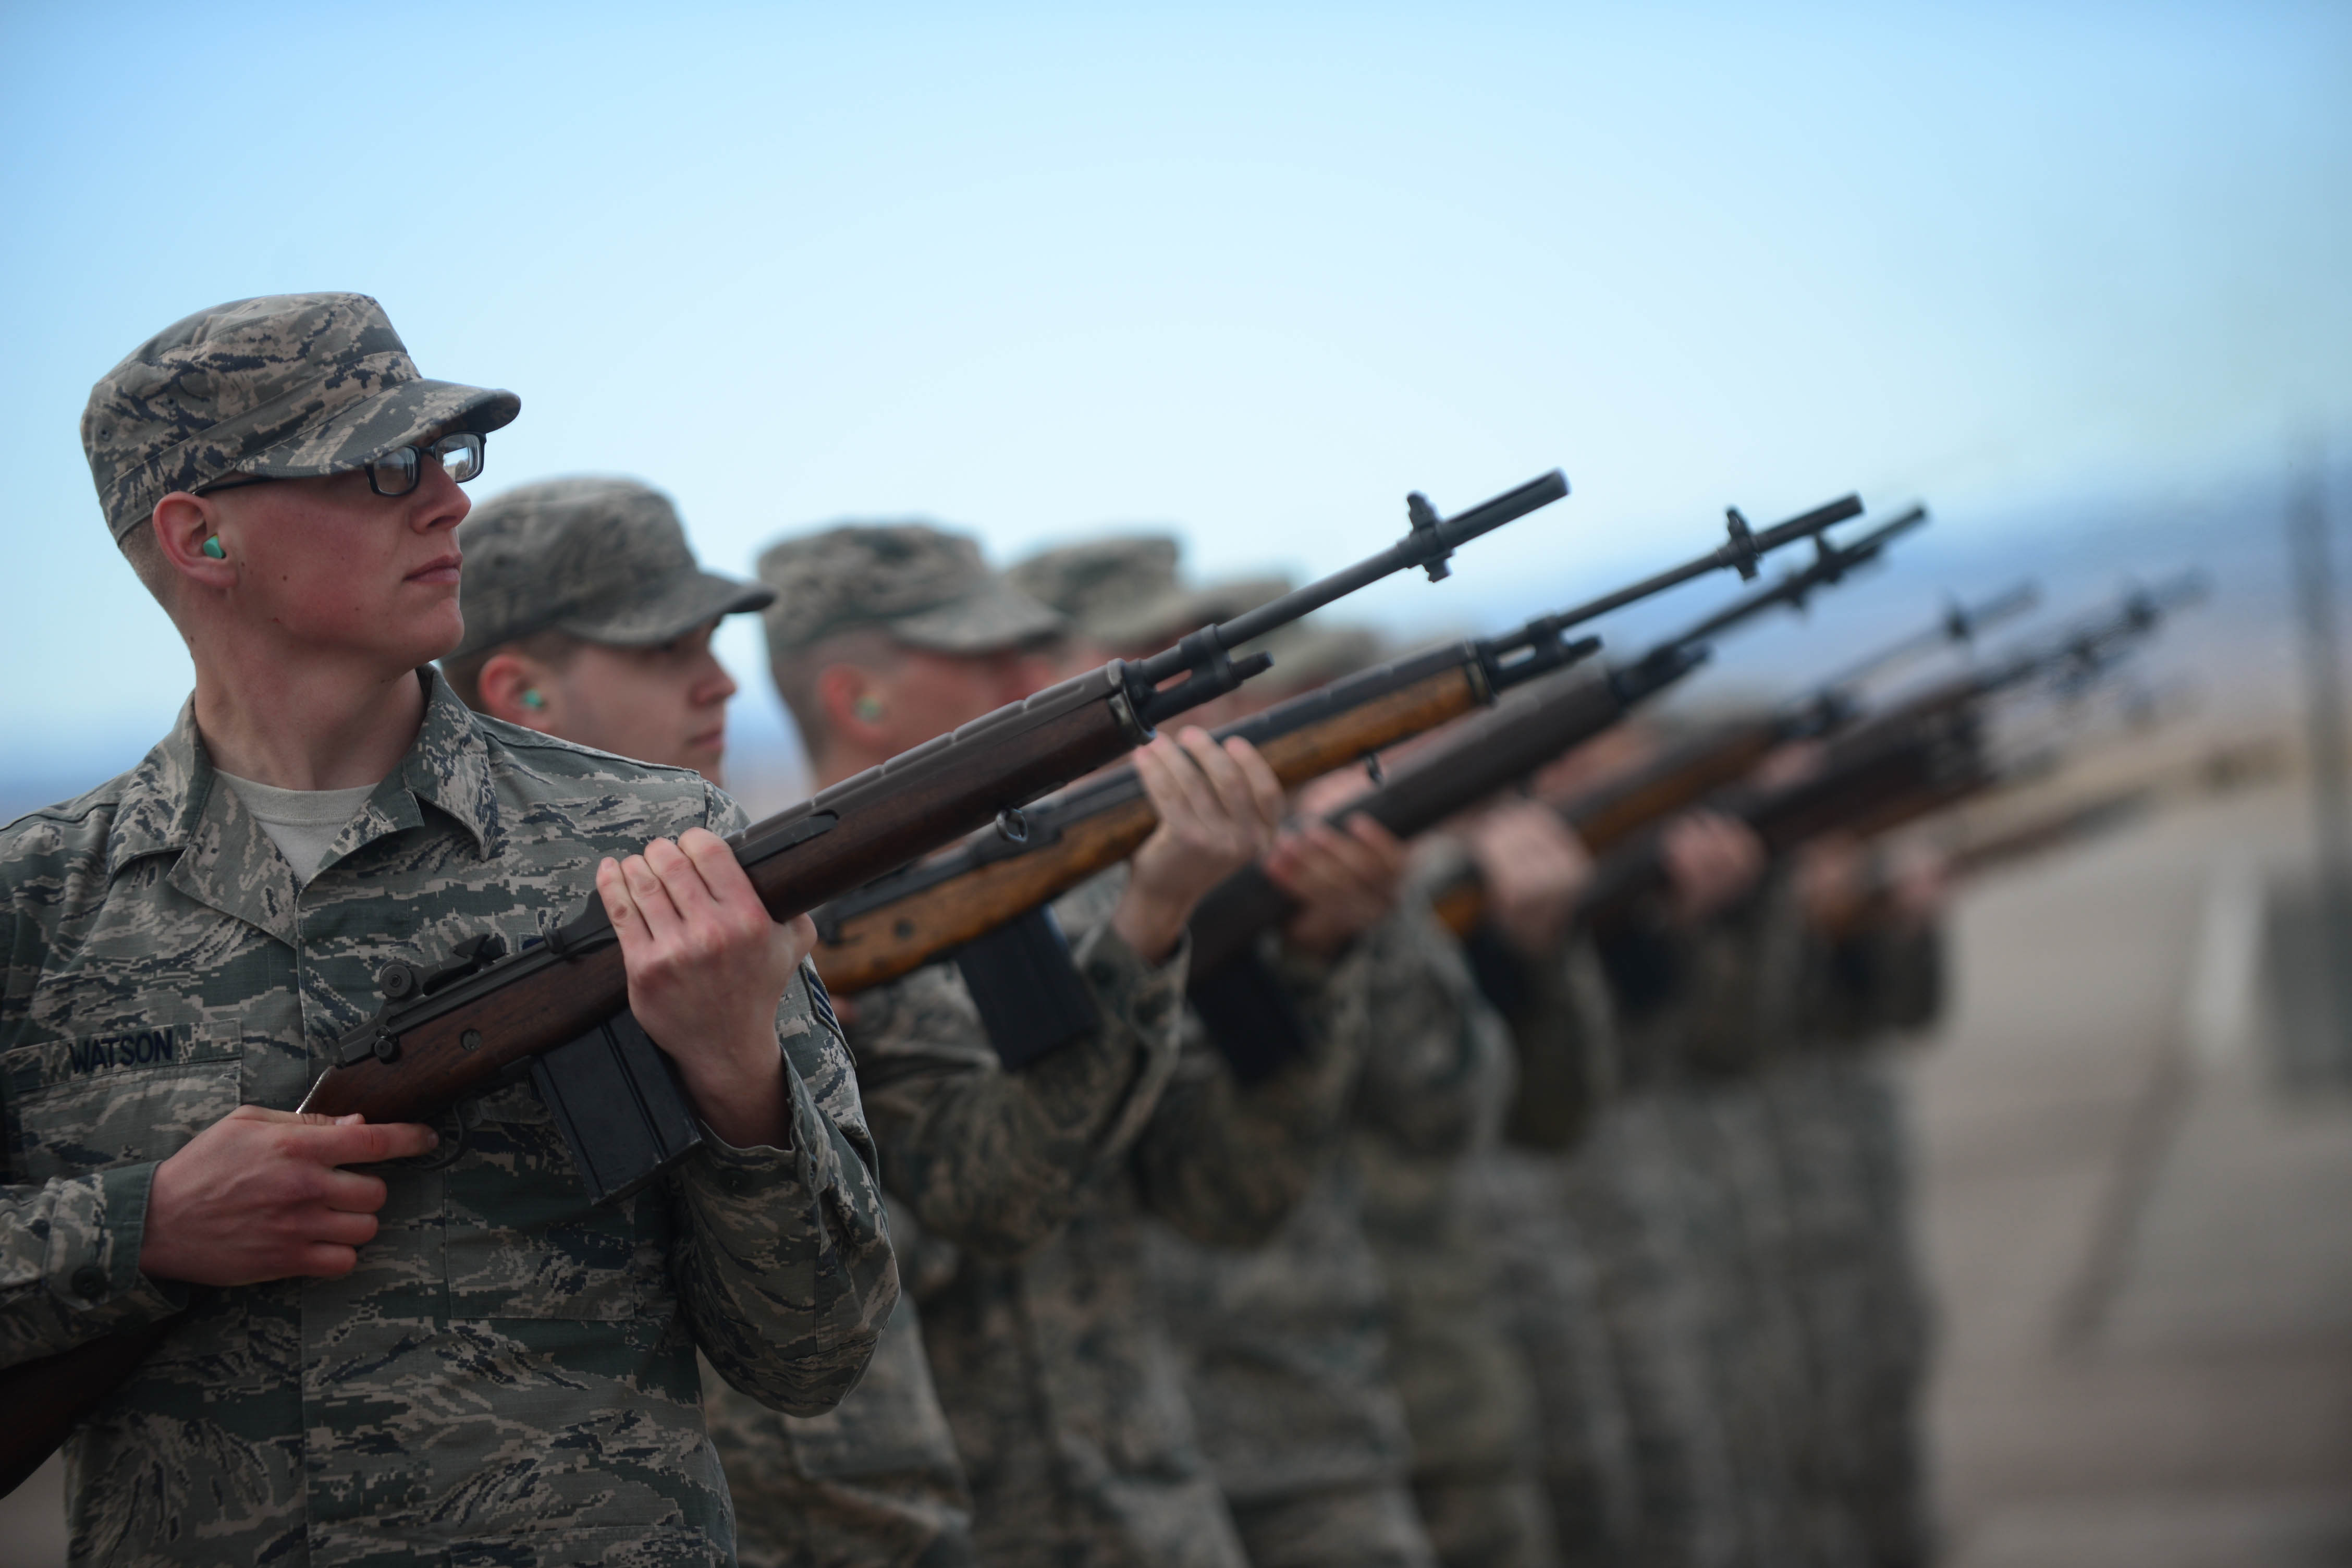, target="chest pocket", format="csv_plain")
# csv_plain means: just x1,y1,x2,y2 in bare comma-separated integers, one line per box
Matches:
2,1025,240,1184
441,1079,673,1320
